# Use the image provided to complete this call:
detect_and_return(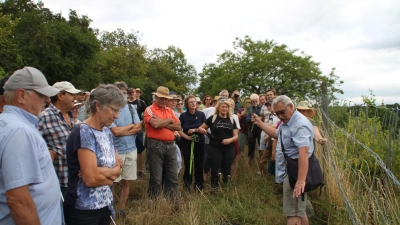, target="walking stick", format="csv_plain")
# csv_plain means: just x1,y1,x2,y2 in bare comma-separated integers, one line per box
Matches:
189,134,199,175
